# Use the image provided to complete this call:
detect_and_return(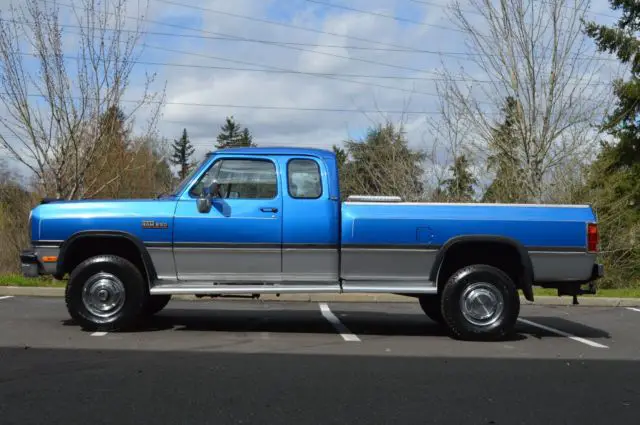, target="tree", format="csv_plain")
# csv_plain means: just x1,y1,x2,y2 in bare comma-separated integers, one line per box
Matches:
337,122,426,201
171,128,195,180
581,1,640,288
436,0,614,202
441,154,478,202
215,116,255,149
482,96,527,203
0,0,165,200
239,128,254,147
0,160,35,273
332,145,348,173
